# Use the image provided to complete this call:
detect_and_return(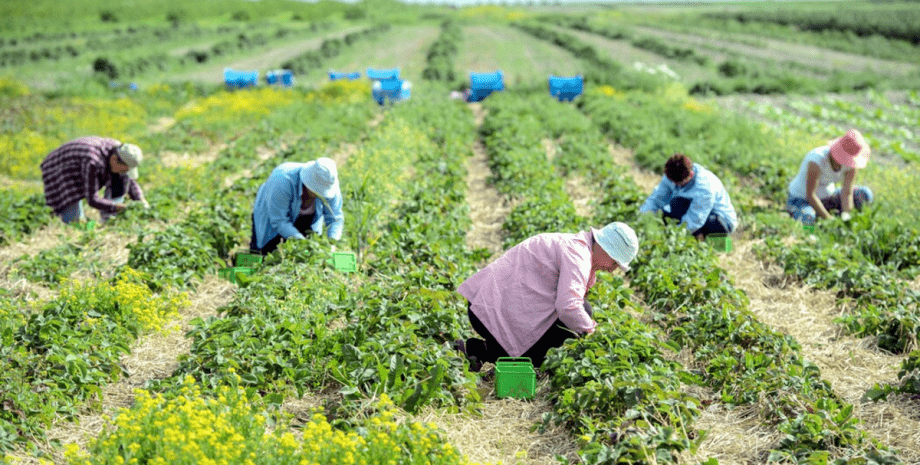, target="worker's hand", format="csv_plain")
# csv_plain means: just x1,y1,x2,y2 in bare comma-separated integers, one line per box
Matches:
141,200,151,210
330,244,337,252
840,211,852,222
